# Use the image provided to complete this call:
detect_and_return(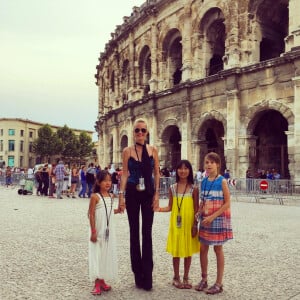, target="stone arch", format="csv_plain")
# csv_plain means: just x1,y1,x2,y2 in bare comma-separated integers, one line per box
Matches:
246,107,290,178
110,70,115,93
192,110,227,140
199,7,226,76
248,0,288,61
160,126,182,170
247,100,294,135
161,28,183,87
121,59,130,103
138,45,151,95
191,111,226,172
120,134,128,152
158,118,179,140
